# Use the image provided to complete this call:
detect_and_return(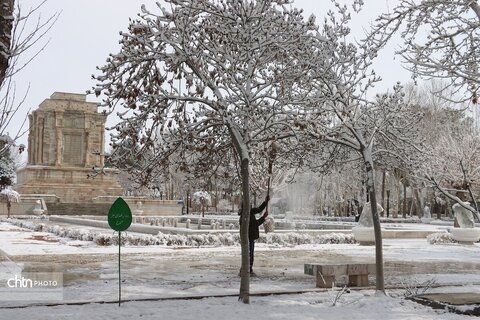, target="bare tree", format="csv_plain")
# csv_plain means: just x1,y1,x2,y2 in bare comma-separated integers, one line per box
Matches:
294,3,425,293
420,97,480,219
0,0,58,156
367,0,480,103
309,86,423,292
92,0,320,303
400,81,480,217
